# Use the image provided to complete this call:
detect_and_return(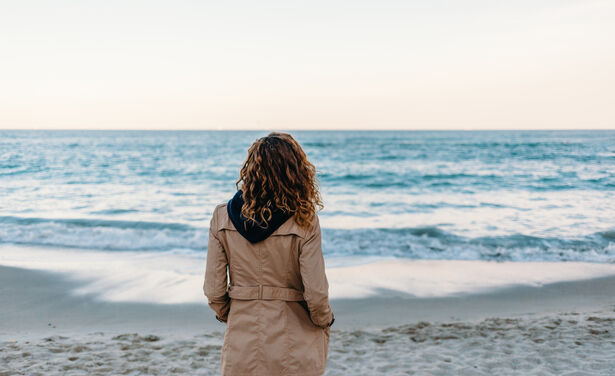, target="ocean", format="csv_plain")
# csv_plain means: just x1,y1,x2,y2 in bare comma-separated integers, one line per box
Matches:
1,130,615,302
2,130,614,261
